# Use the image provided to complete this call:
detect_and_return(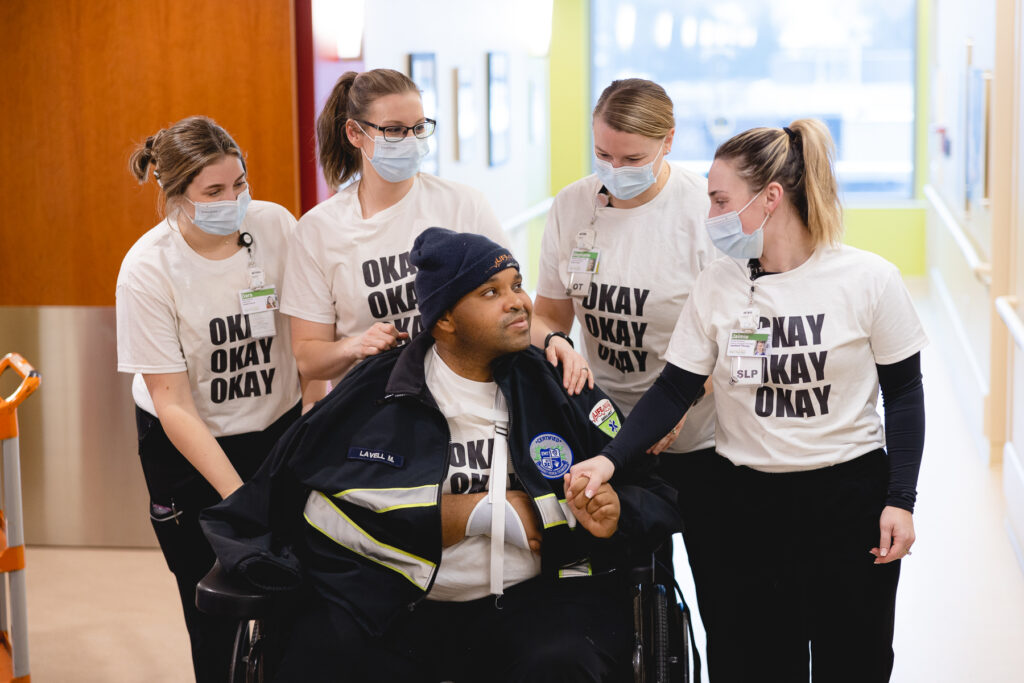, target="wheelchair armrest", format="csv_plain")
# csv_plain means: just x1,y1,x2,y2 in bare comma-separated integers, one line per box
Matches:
196,560,283,619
